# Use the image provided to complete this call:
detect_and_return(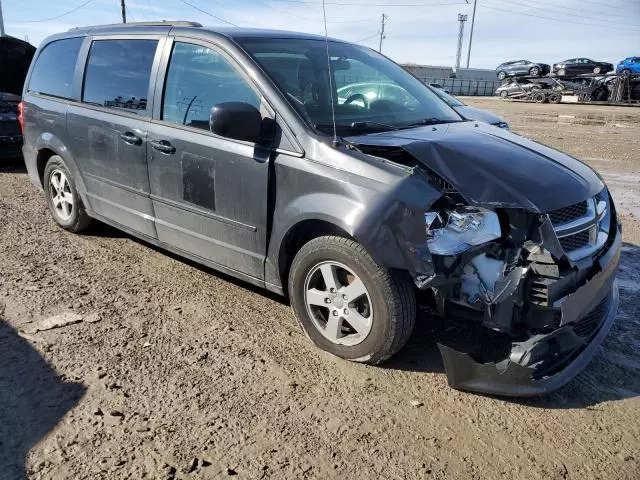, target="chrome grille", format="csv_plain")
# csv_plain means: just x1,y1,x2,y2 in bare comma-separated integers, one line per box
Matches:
548,189,610,261
559,229,590,251
548,201,588,226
